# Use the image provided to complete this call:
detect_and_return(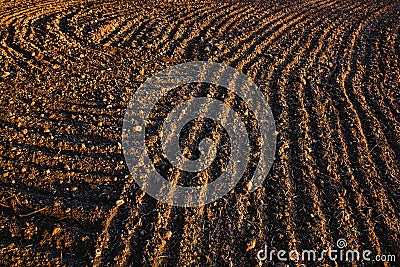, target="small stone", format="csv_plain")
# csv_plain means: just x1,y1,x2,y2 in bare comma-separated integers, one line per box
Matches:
246,239,256,251
246,181,253,191
164,230,172,240
134,126,142,132
116,199,125,206
52,227,61,236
